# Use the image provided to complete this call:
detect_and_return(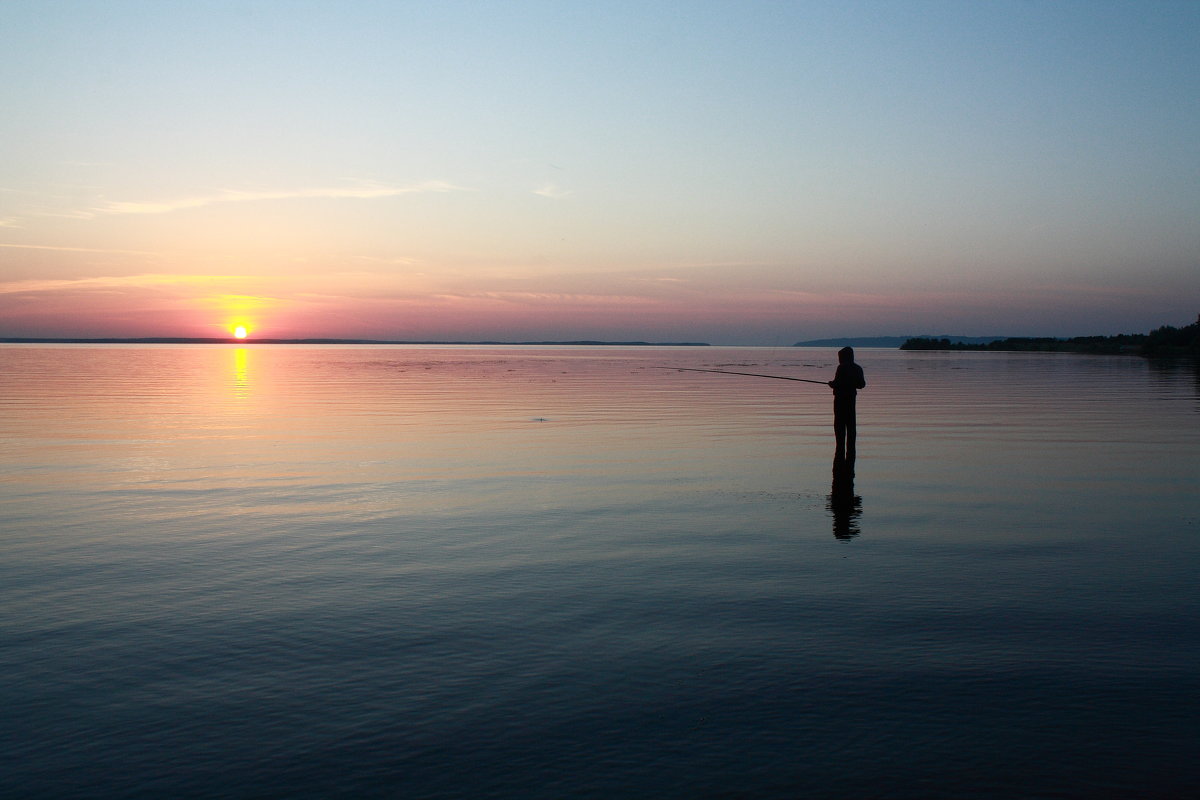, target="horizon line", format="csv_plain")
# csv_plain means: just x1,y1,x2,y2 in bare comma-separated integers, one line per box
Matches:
0,336,715,347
